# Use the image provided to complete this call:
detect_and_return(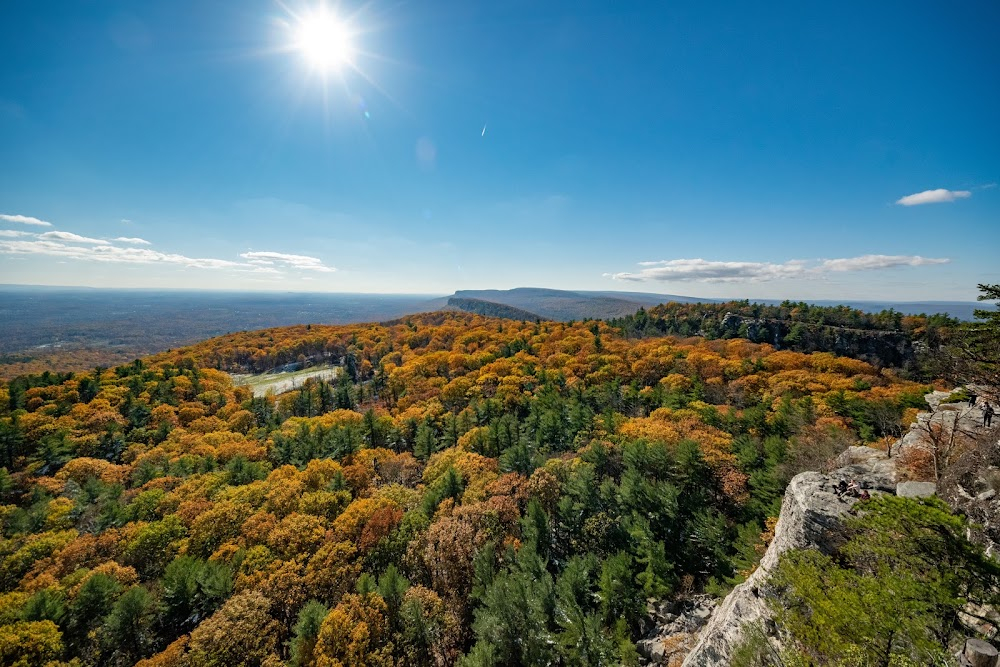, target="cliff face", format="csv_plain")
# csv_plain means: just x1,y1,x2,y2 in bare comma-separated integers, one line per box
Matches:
680,447,899,666
680,389,1000,665
718,313,916,369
